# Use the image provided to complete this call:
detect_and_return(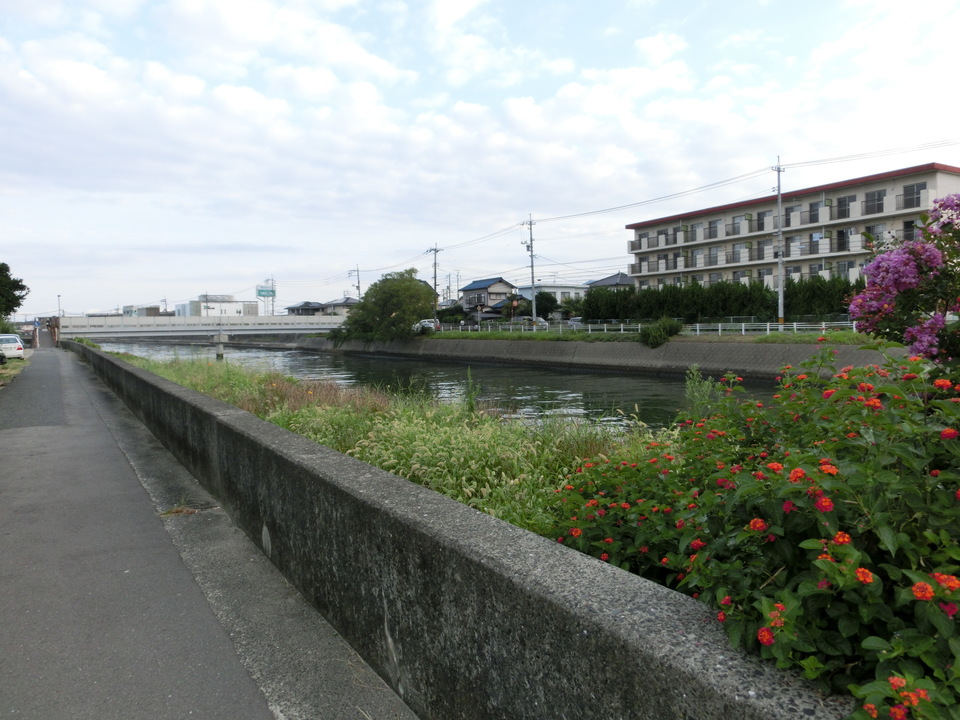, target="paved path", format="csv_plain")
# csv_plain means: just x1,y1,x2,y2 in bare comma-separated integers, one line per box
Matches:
0,336,417,720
